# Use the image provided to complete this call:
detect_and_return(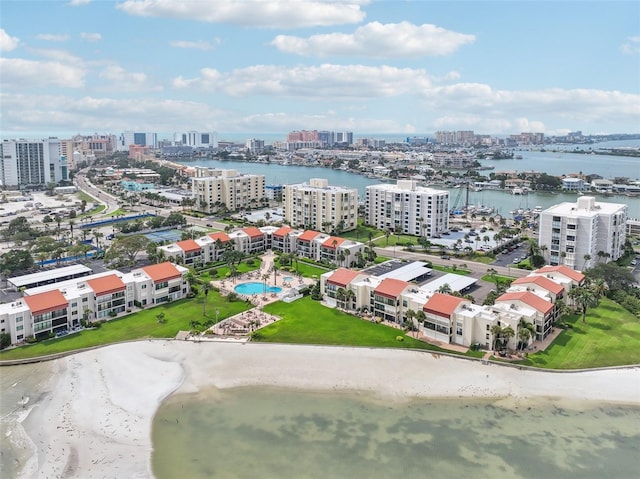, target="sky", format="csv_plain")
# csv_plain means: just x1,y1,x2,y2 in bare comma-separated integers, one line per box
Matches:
1,0,639,140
